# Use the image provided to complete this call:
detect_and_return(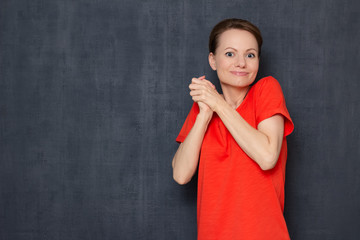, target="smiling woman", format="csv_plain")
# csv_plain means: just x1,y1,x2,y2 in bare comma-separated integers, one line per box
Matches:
172,18,294,239
208,29,259,99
